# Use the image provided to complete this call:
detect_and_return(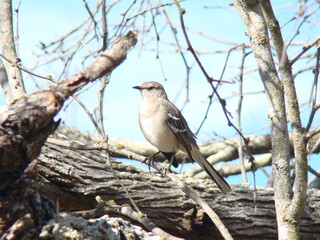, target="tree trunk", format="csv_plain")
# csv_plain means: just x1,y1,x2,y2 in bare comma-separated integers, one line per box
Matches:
232,1,308,239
